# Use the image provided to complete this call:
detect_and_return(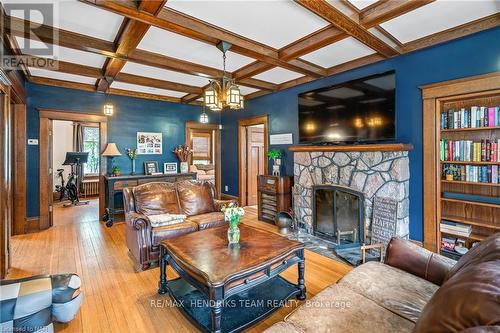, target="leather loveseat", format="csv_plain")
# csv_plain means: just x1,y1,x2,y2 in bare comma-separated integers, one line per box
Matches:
265,233,500,333
123,180,235,271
